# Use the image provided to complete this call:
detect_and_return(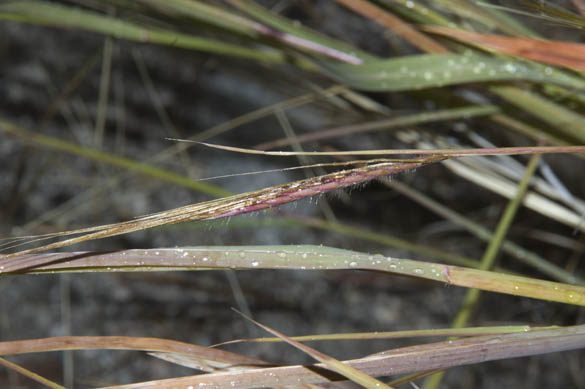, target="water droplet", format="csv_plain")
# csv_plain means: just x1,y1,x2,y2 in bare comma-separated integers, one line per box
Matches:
349,262,358,268
514,285,519,291
389,264,397,270
302,253,308,259
423,71,433,80
238,252,246,258
504,63,517,73
251,261,259,267
277,252,287,258
545,67,553,75
406,0,415,8
413,268,424,275
202,257,209,262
